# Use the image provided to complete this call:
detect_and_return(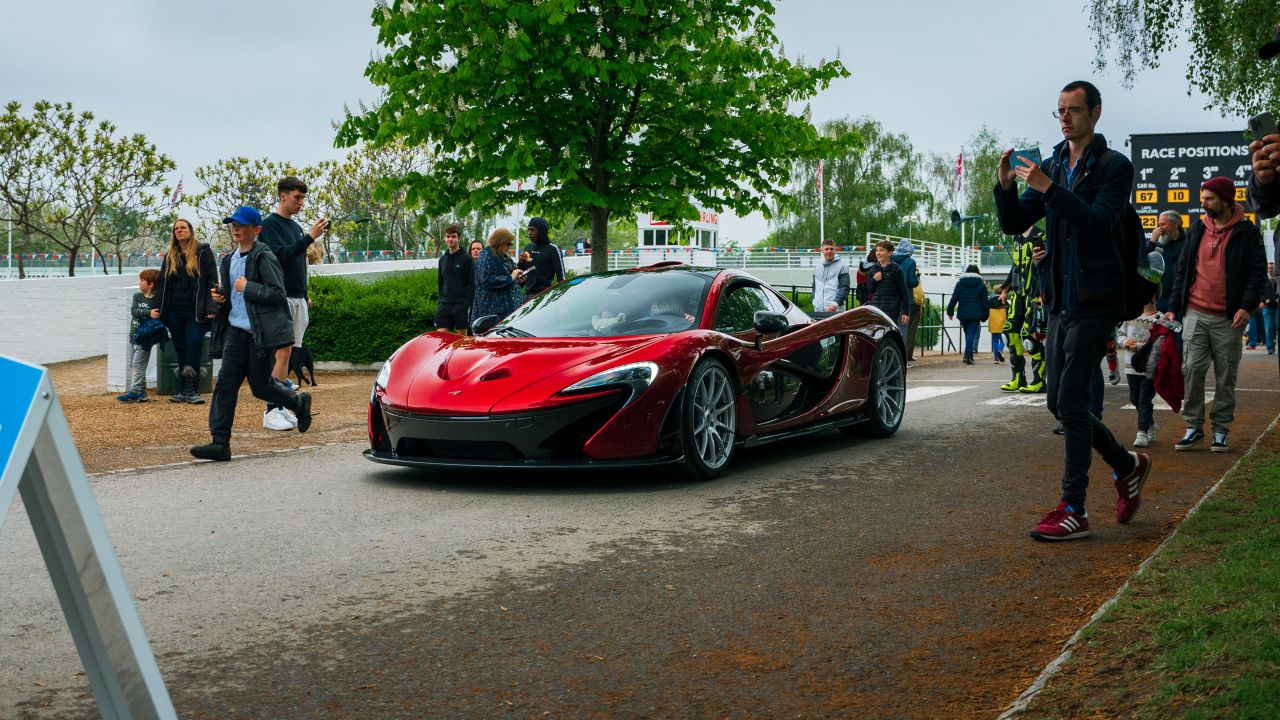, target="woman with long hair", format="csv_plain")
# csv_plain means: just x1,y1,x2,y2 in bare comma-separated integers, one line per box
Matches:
149,218,219,402
471,228,525,321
